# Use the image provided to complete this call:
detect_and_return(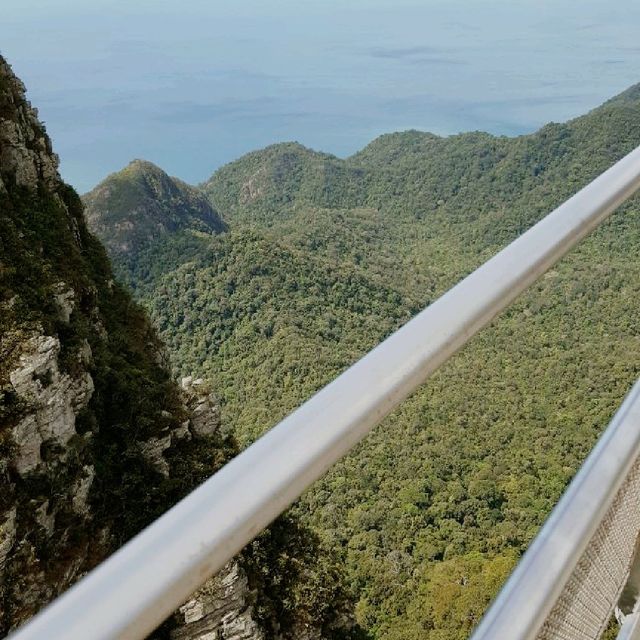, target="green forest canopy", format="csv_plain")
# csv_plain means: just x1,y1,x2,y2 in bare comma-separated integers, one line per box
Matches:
86,83,640,639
